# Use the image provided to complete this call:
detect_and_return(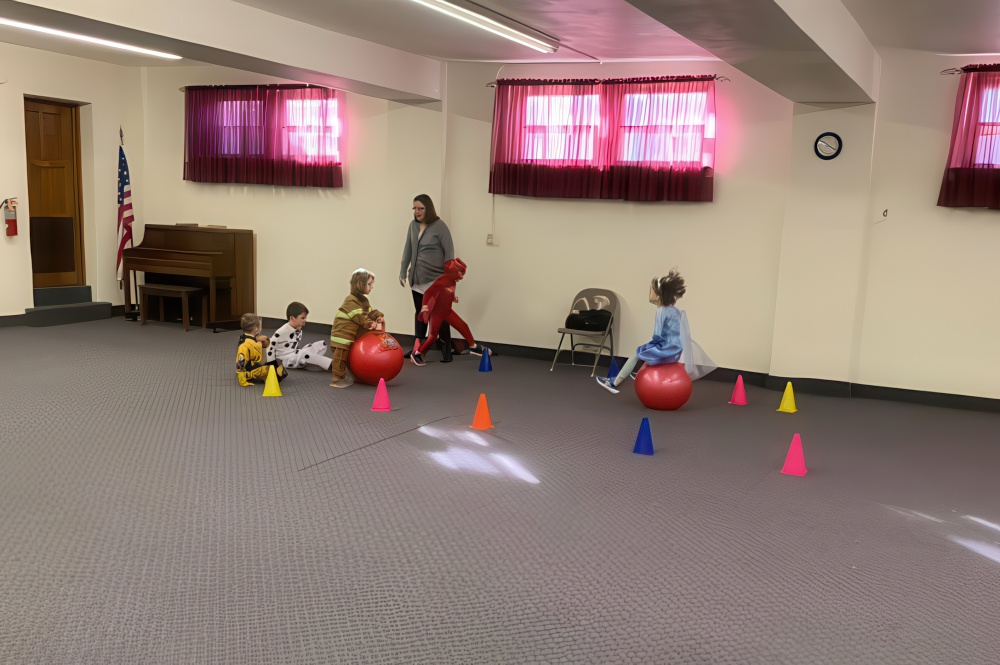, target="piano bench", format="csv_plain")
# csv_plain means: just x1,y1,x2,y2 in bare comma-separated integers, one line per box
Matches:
139,284,207,332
